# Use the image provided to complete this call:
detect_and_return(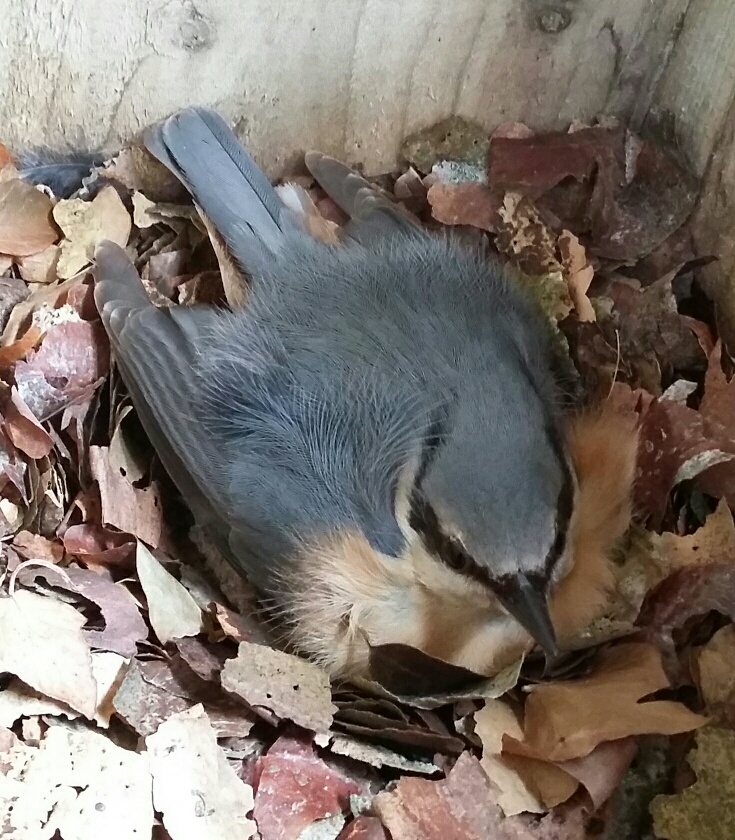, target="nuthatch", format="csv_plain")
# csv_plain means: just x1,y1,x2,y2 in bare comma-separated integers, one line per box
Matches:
94,107,638,678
